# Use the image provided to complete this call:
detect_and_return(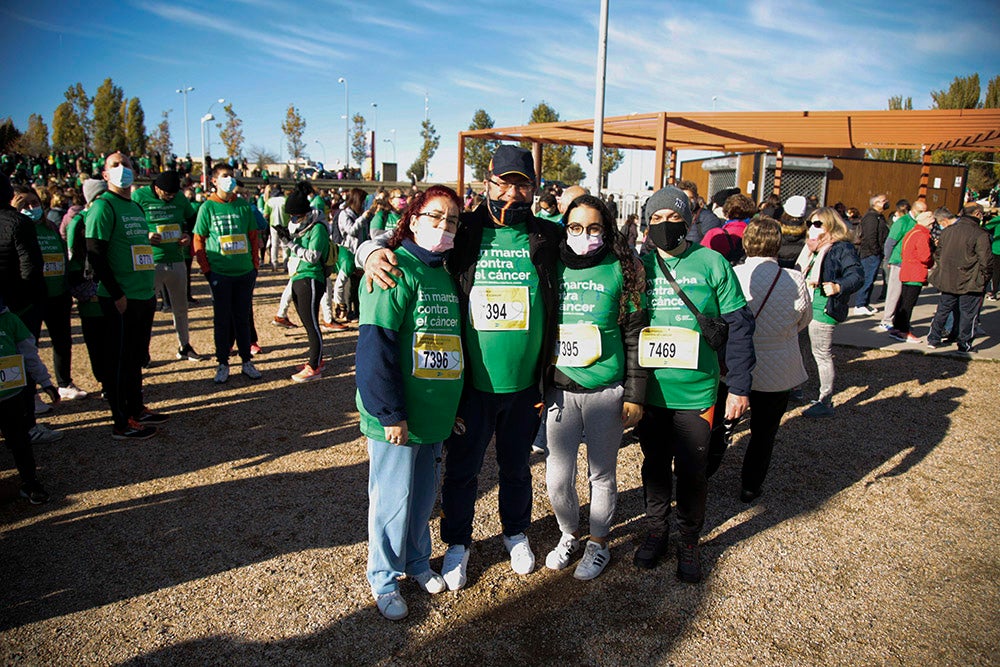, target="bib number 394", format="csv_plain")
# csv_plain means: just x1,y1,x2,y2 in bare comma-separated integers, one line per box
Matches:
469,286,529,331
412,333,463,380
638,326,700,369
552,323,602,367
